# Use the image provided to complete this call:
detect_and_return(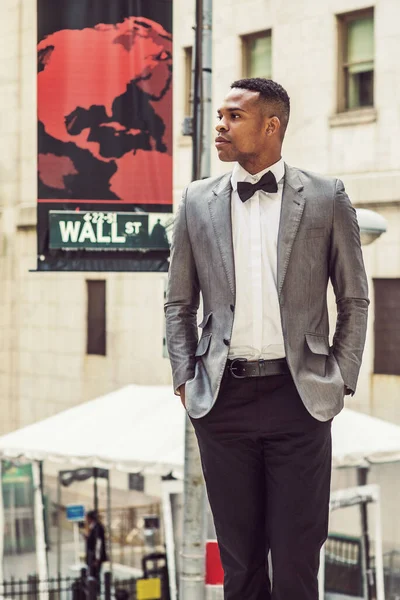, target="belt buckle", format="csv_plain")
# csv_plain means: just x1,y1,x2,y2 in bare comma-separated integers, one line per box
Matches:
229,357,248,379
258,358,265,376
